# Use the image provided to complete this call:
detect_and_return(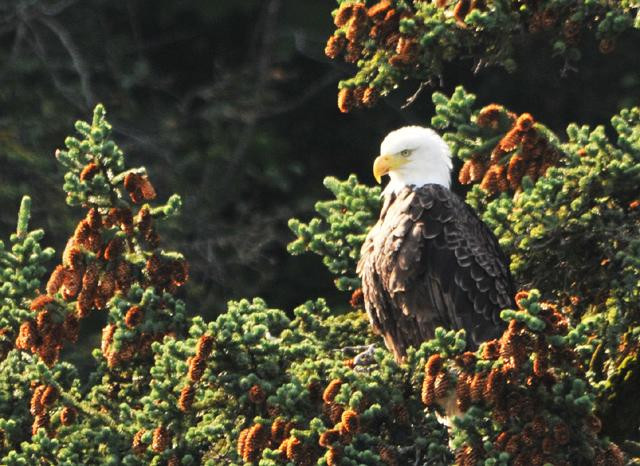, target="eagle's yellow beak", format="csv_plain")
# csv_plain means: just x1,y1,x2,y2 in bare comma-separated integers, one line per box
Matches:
373,154,408,183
